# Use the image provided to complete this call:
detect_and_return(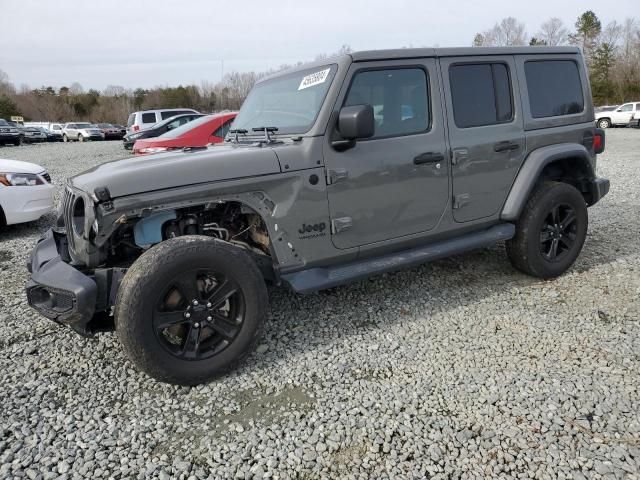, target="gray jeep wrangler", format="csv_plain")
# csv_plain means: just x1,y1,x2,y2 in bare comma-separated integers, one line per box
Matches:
27,46,609,385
